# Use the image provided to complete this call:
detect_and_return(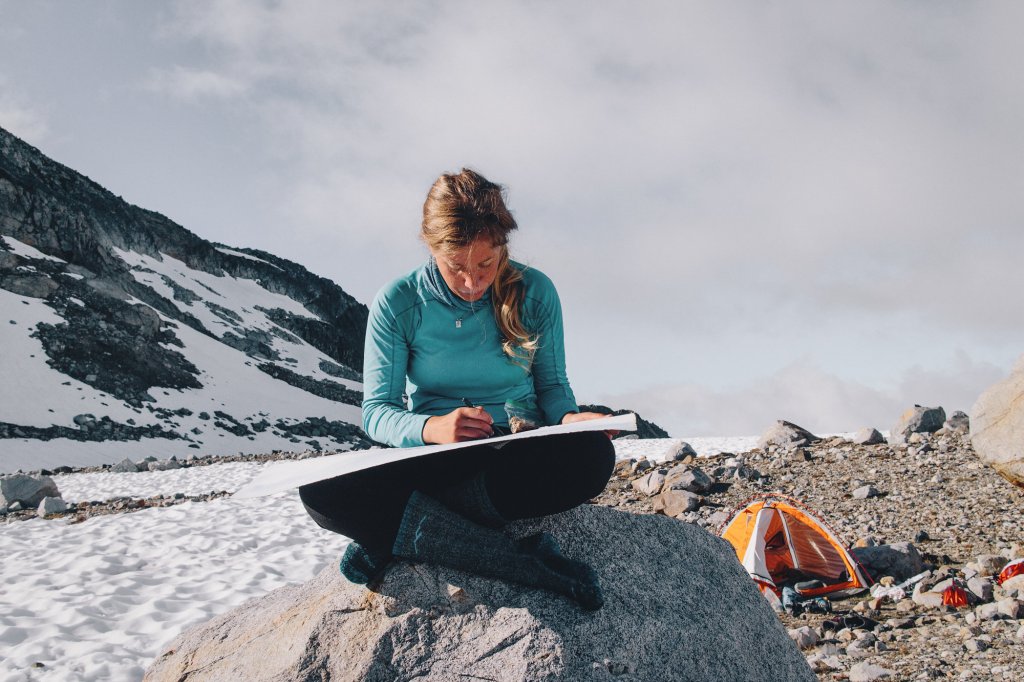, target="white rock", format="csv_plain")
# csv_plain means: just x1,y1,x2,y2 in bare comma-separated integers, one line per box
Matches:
37,496,67,516
997,598,1024,619
788,626,819,649
848,661,895,681
630,470,666,497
